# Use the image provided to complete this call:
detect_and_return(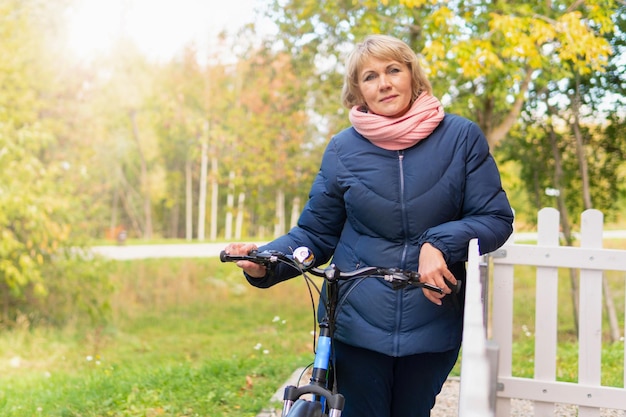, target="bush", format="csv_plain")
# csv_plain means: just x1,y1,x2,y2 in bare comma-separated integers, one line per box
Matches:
0,249,114,329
